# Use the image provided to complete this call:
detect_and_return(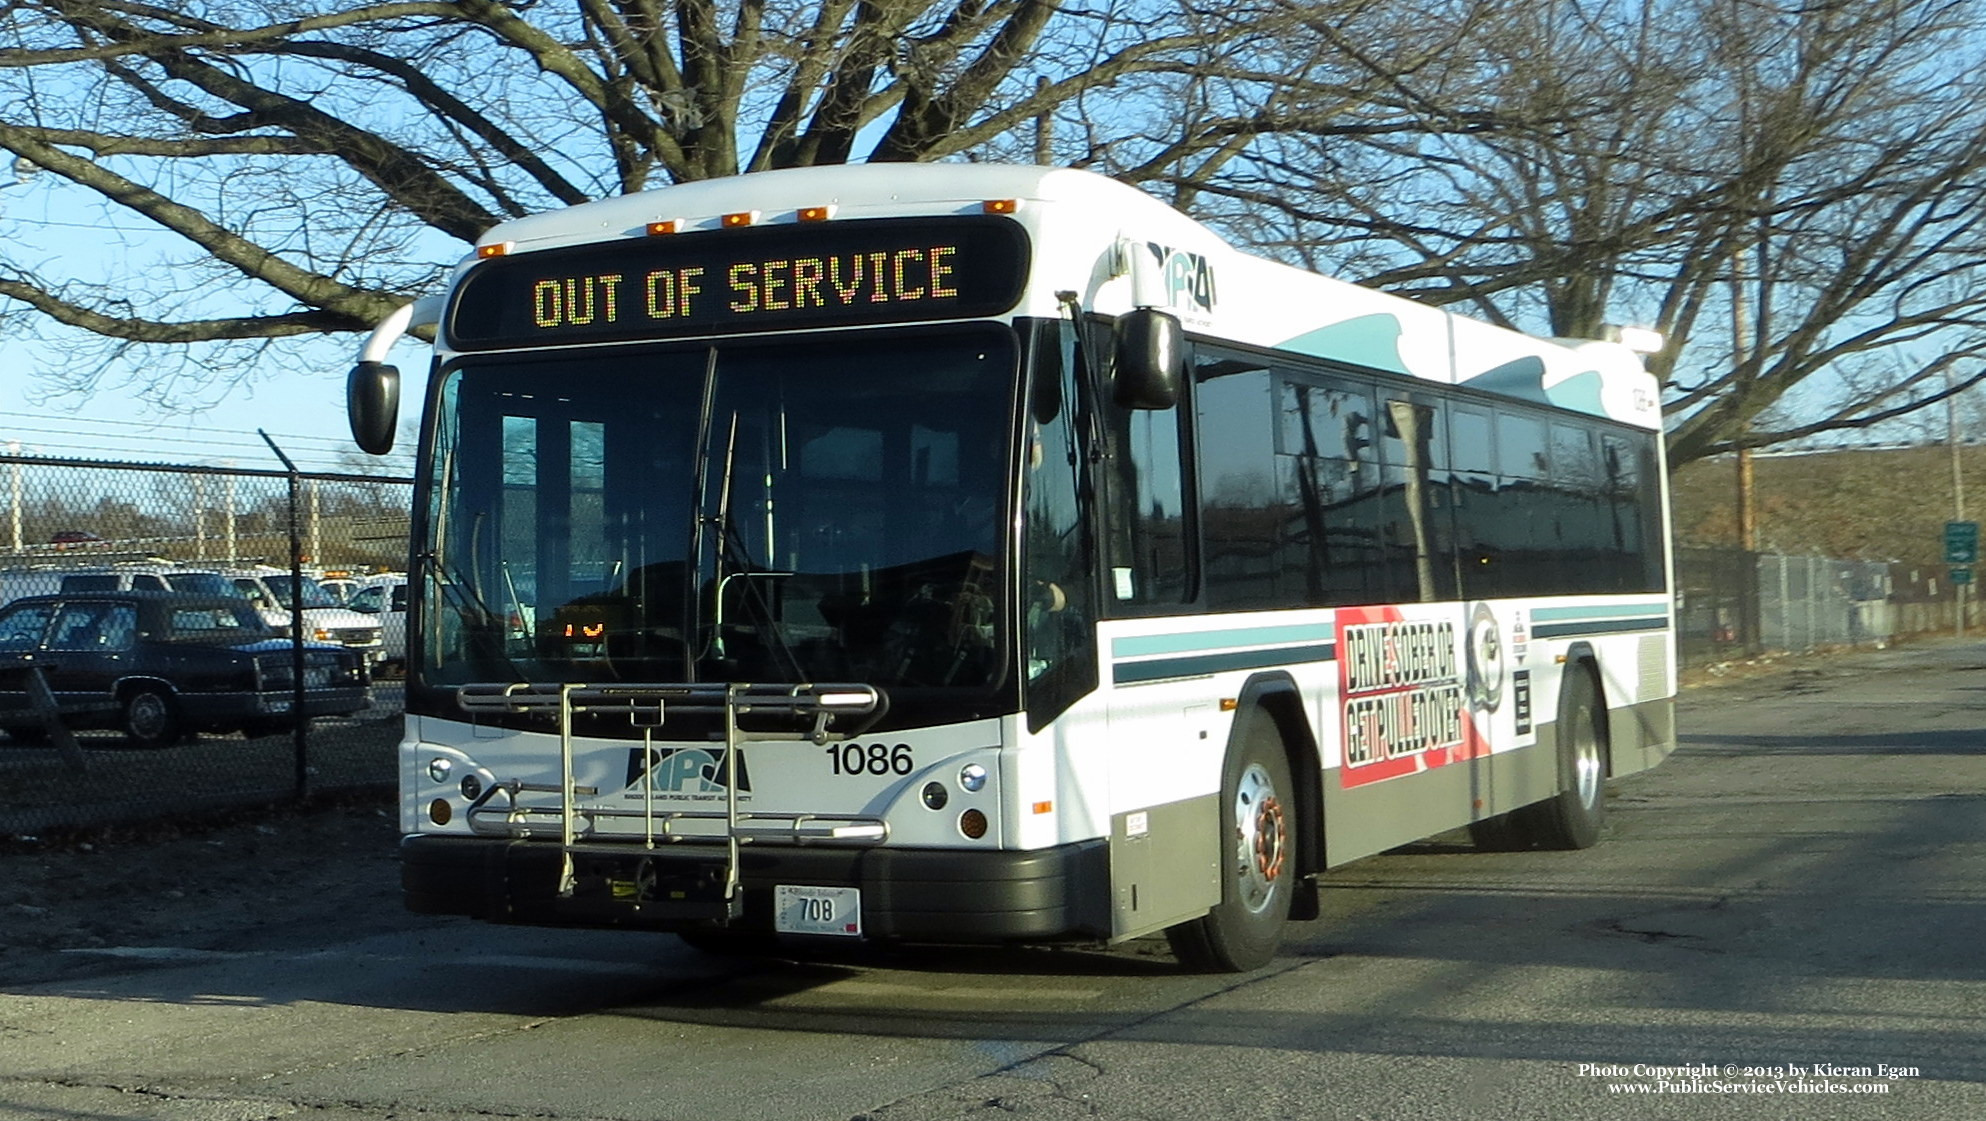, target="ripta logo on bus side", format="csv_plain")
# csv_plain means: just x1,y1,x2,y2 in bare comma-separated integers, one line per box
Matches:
1143,242,1217,314
624,746,753,799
